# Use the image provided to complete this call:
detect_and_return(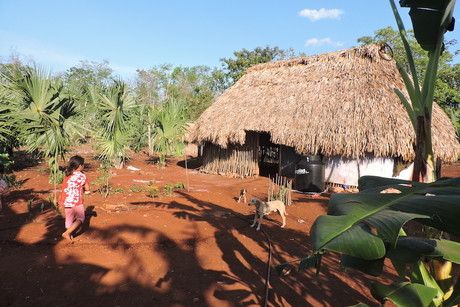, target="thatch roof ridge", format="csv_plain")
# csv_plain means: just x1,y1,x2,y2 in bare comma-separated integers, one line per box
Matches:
247,44,384,72
188,44,460,162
